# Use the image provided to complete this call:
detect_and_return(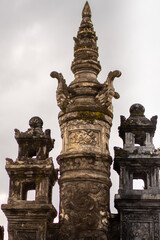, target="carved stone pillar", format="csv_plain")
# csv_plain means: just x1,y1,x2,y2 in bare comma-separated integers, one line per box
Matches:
51,2,121,239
